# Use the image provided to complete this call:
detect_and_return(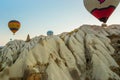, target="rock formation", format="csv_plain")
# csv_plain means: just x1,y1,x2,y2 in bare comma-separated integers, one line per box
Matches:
26,34,31,42
0,24,120,80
